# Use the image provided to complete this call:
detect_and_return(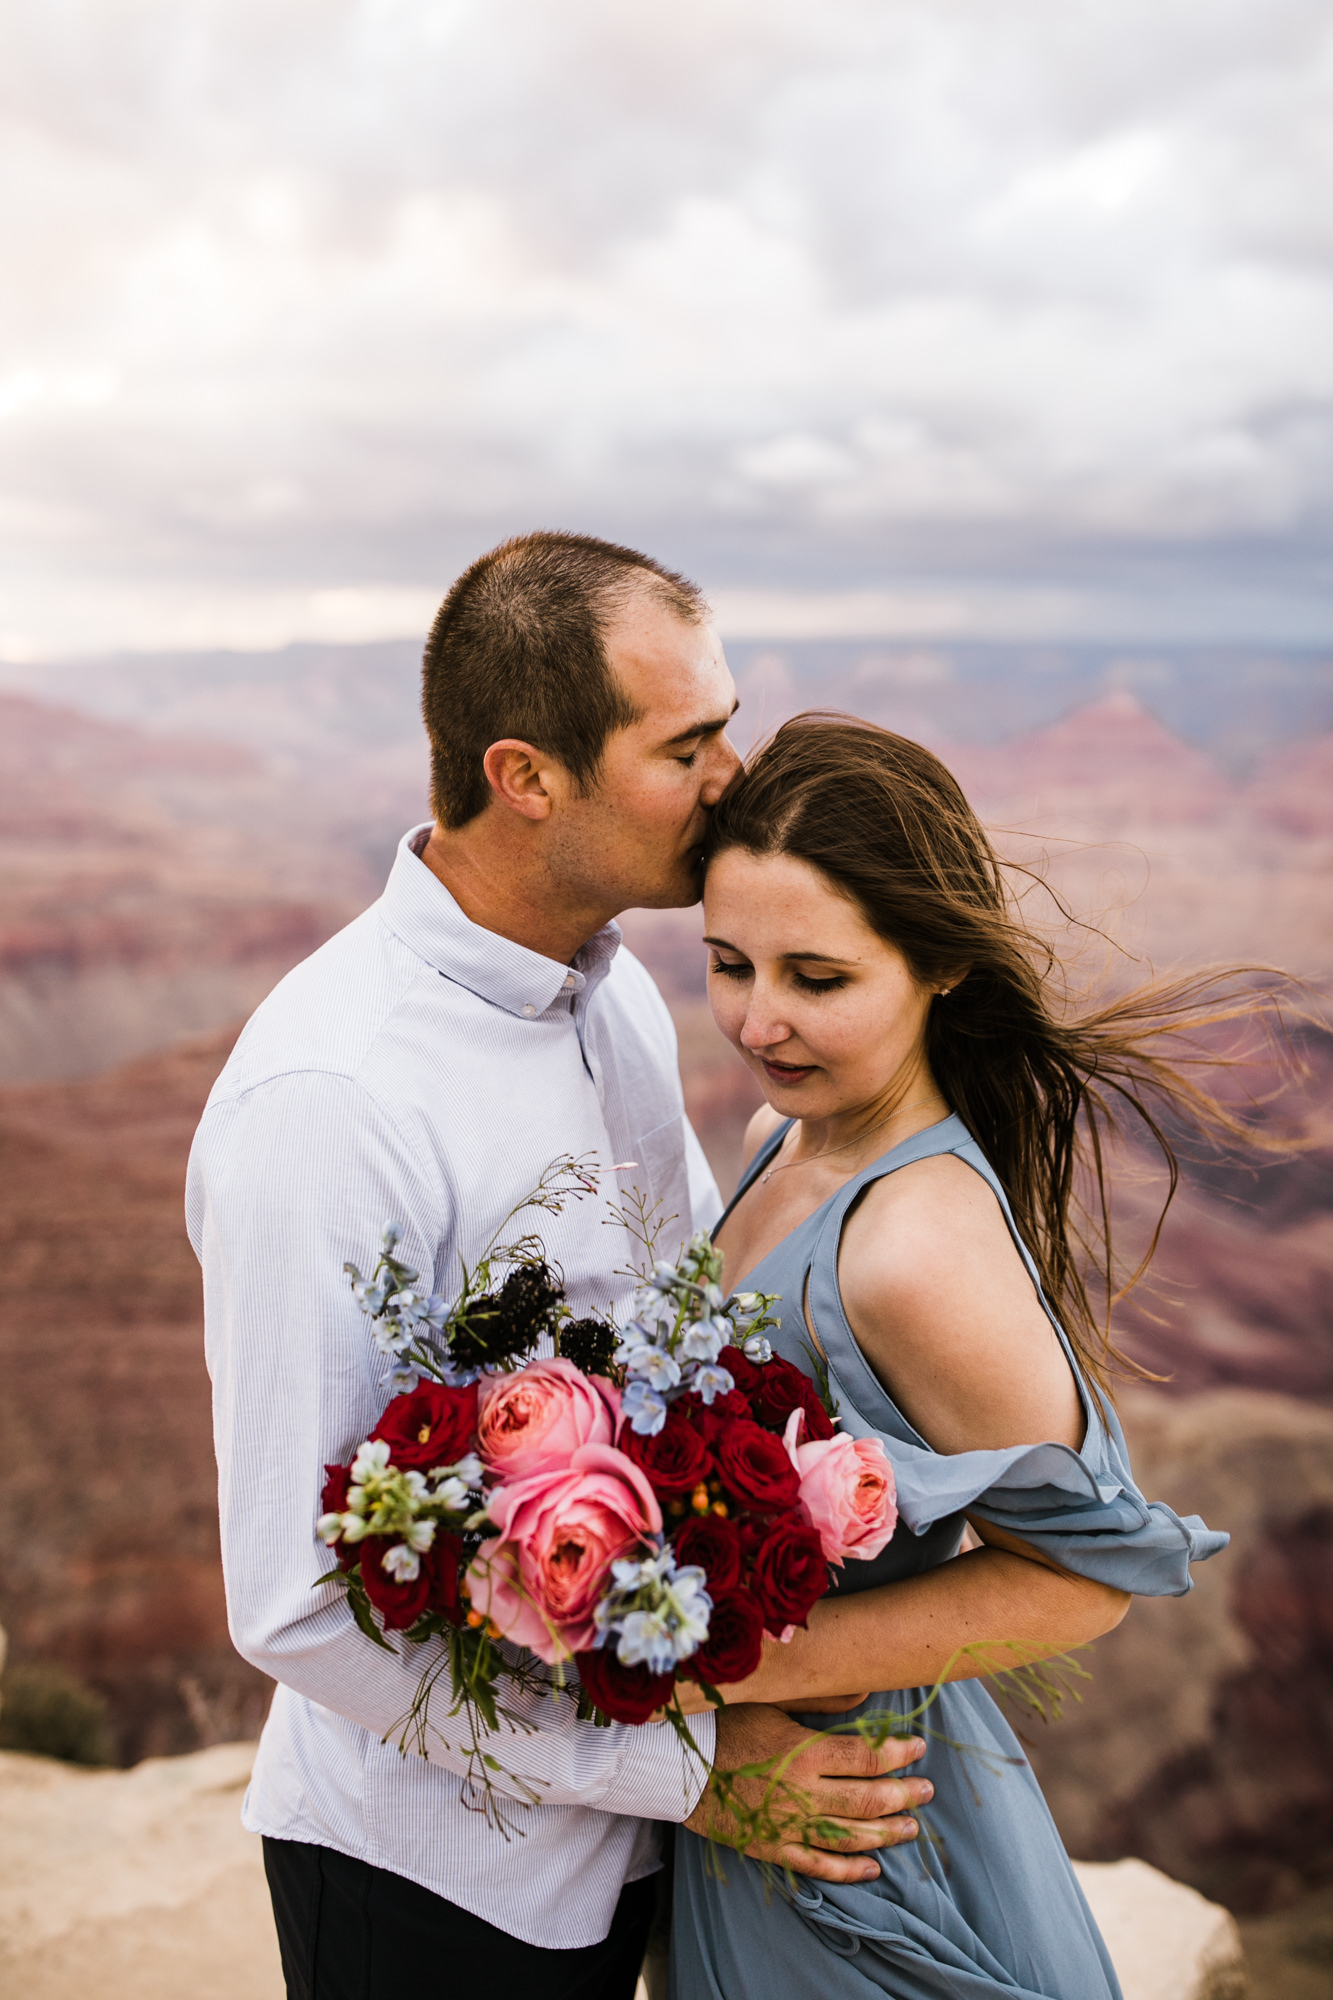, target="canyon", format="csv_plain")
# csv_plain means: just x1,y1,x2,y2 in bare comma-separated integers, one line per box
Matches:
0,657,1329,1919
